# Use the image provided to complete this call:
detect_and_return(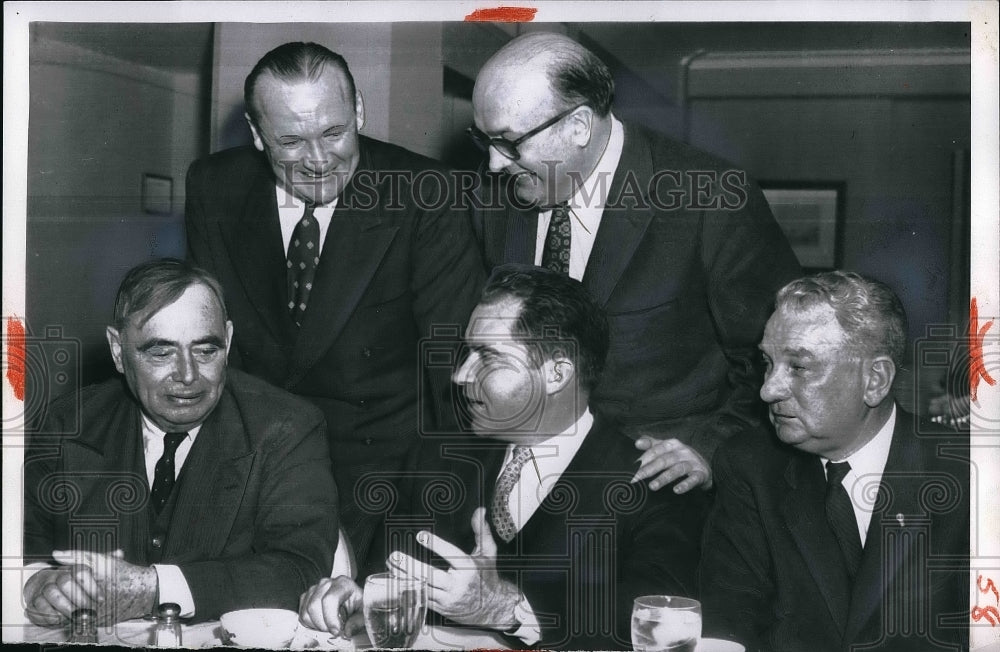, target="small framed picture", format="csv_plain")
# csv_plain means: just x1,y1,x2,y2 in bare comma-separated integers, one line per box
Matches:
760,183,844,270
142,173,173,215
